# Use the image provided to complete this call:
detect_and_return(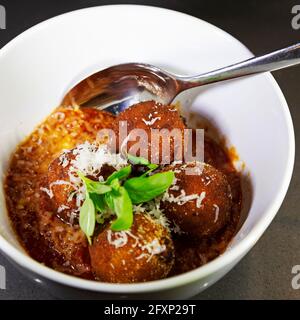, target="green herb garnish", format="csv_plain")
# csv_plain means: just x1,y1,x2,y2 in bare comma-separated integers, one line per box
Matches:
79,197,95,245
127,154,150,166
106,165,131,184
77,154,174,243
111,186,133,231
77,172,112,194
127,153,158,171
124,171,174,204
